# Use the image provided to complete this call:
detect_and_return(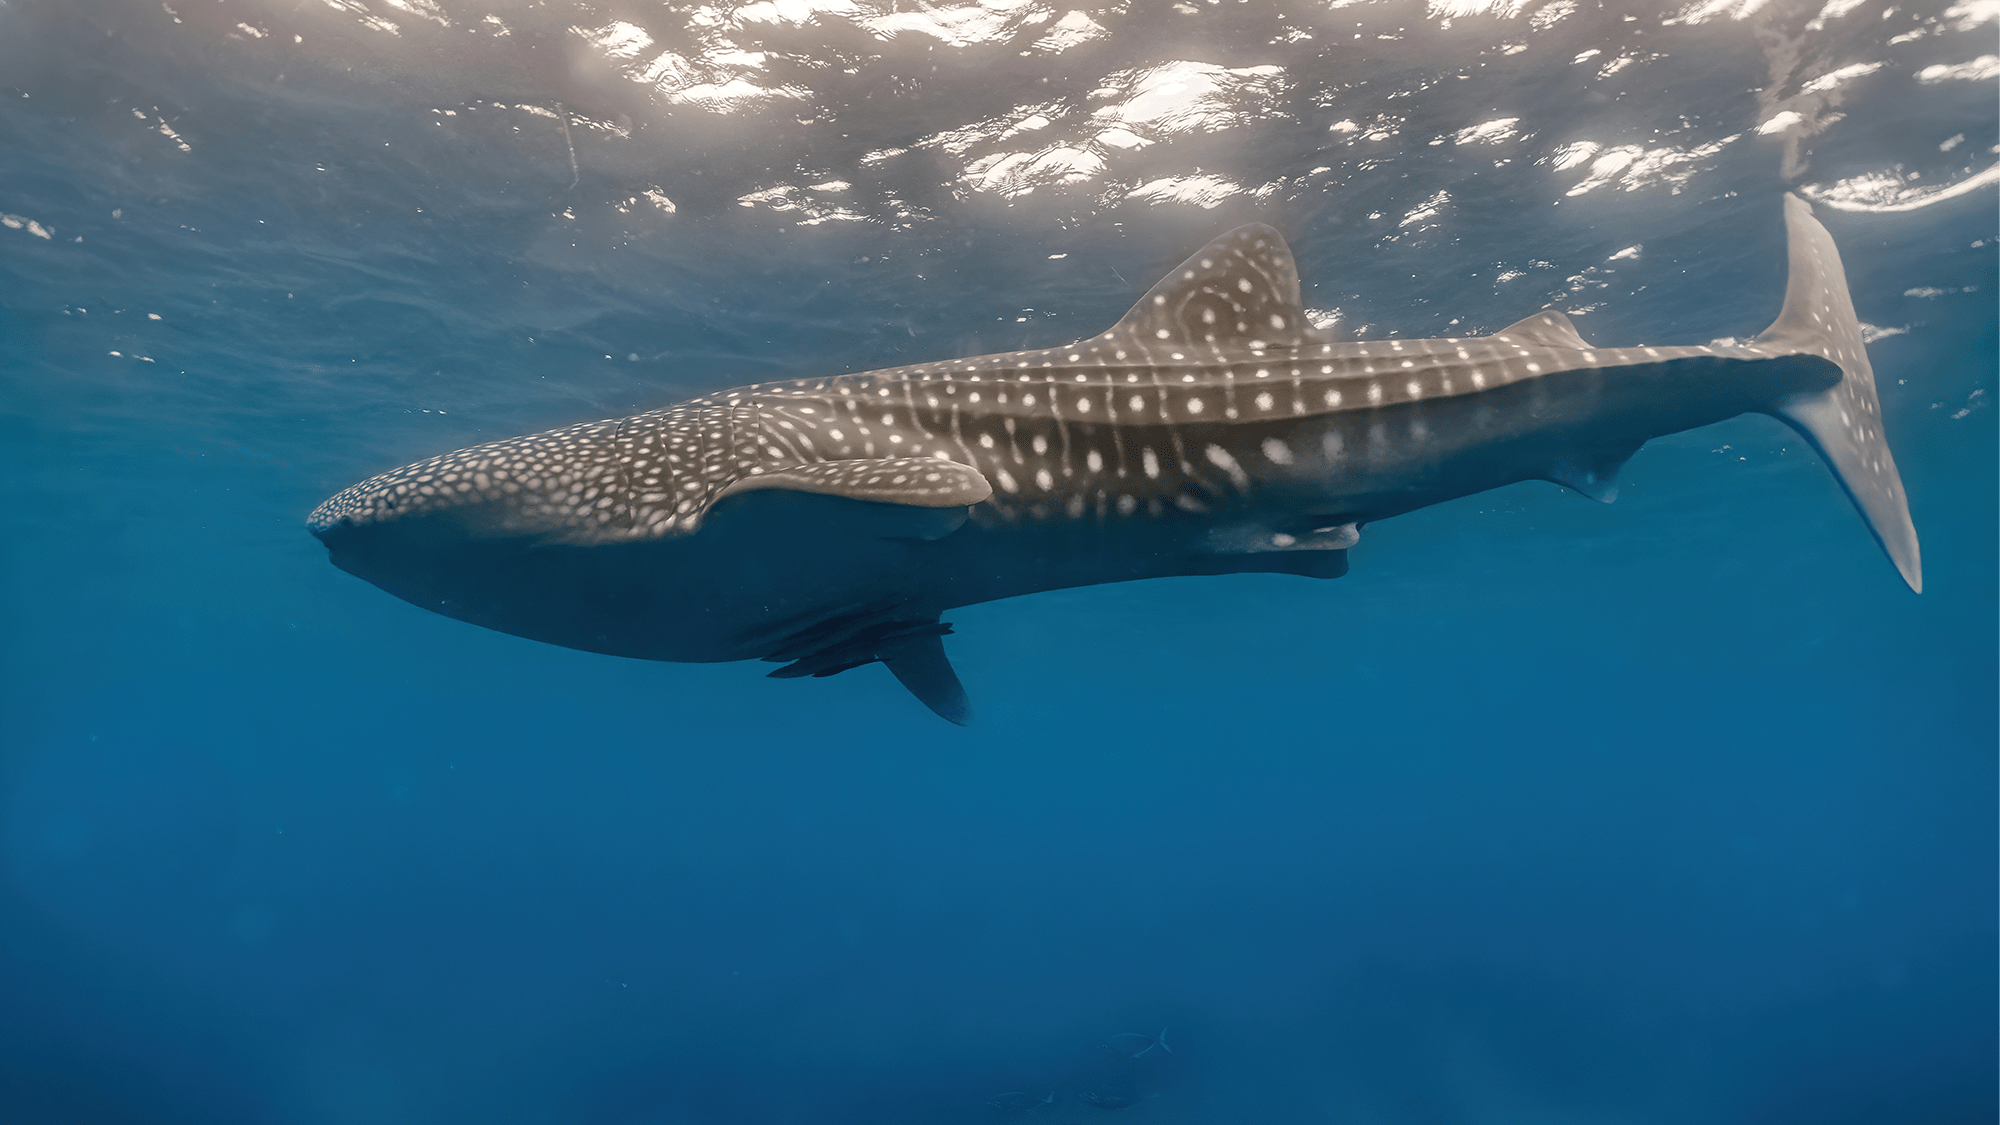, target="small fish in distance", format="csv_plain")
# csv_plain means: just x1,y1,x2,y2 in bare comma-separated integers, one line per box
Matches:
987,1091,1055,1114
1104,1028,1171,1058
310,196,1919,724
